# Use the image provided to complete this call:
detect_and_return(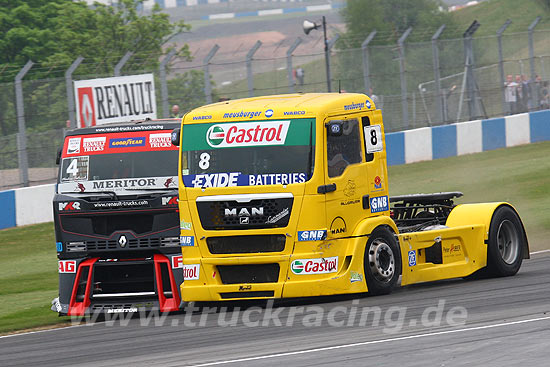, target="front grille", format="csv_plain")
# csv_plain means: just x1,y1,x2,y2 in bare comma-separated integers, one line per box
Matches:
197,197,293,230
220,291,275,299
82,238,164,251
92,261,155,295
207,235,286,254
60,211,177,237
217,264,280,284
